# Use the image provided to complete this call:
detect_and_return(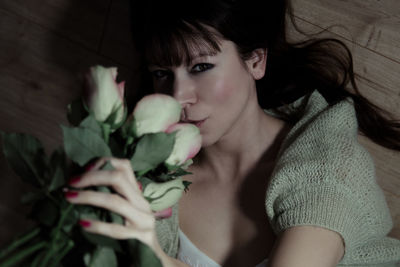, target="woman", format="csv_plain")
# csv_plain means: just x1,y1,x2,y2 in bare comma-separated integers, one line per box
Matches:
65,0,400,266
